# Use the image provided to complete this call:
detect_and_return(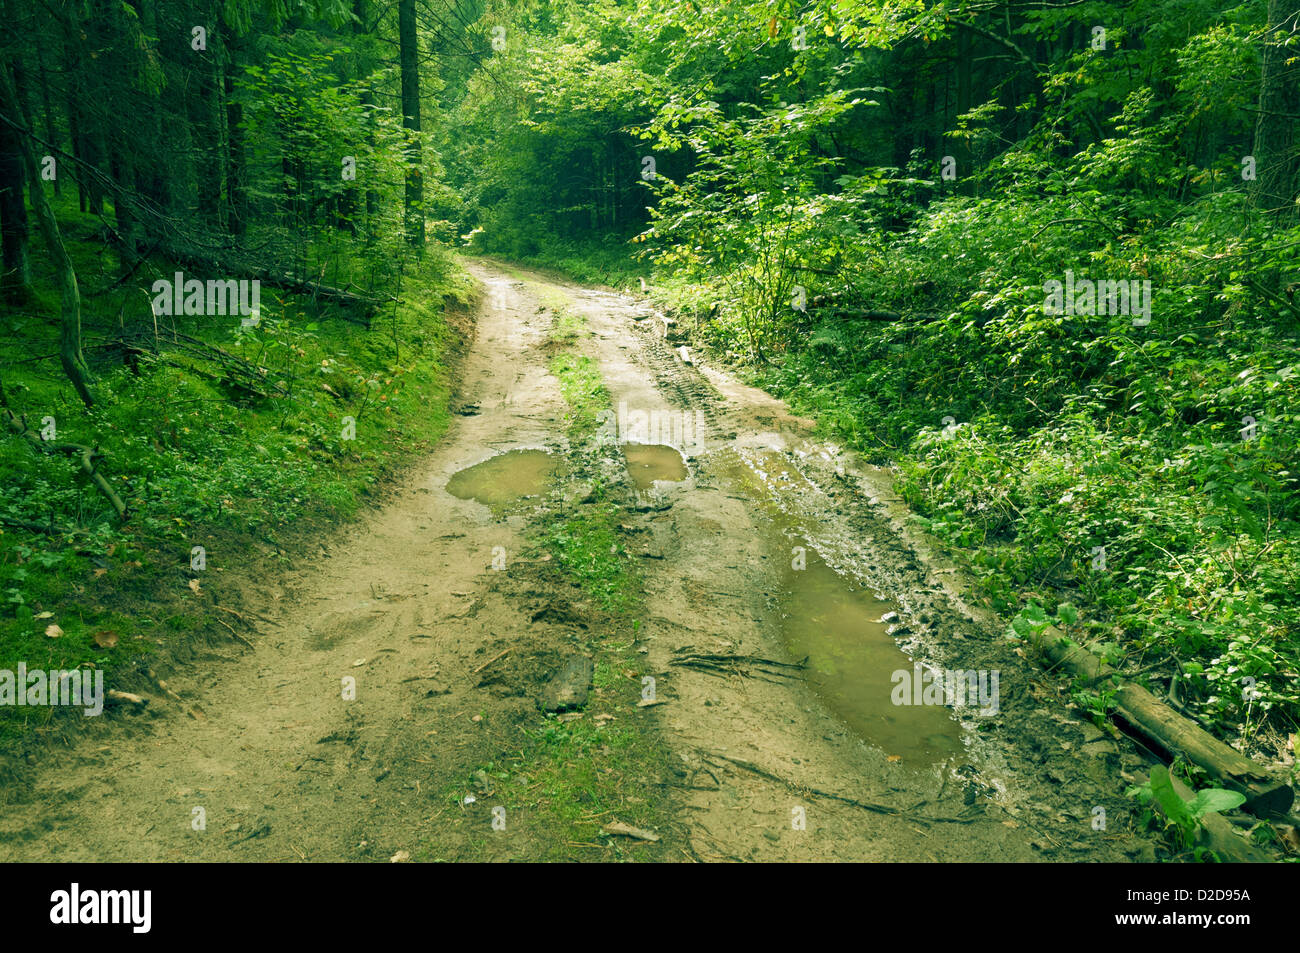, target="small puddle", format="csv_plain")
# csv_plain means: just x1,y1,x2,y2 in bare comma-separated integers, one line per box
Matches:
446,449,564,506
718,449,965,764
622,443,687,491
